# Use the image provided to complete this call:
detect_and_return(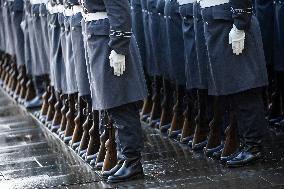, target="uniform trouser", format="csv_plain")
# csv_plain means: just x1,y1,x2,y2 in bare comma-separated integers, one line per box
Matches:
63,16,78,94
47,13,54,86
58,13,68,93
108,102,144,159
70,13,90,96
193,2,209,90
0,7,5,52
229,88,267,148
49,13,64,91
33,6,49,75
23,13,33,75
28,11,41,75
11,10,25,67
81,18,92,97
3,4,14,55
39,4,51,81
